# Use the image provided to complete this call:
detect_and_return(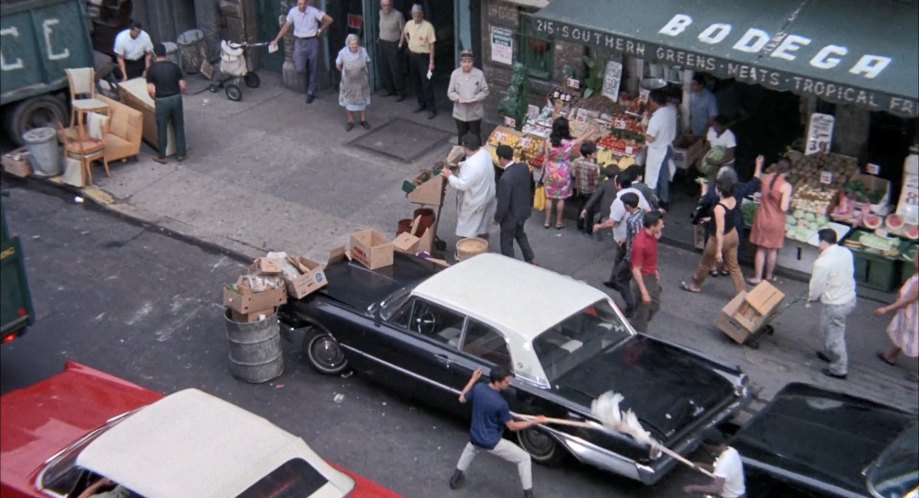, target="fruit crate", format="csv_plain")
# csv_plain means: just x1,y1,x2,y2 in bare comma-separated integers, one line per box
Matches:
853,250,899,292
